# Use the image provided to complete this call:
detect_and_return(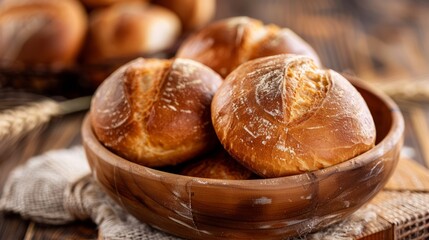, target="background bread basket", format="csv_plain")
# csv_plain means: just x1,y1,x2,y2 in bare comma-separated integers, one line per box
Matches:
0,0,215,97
